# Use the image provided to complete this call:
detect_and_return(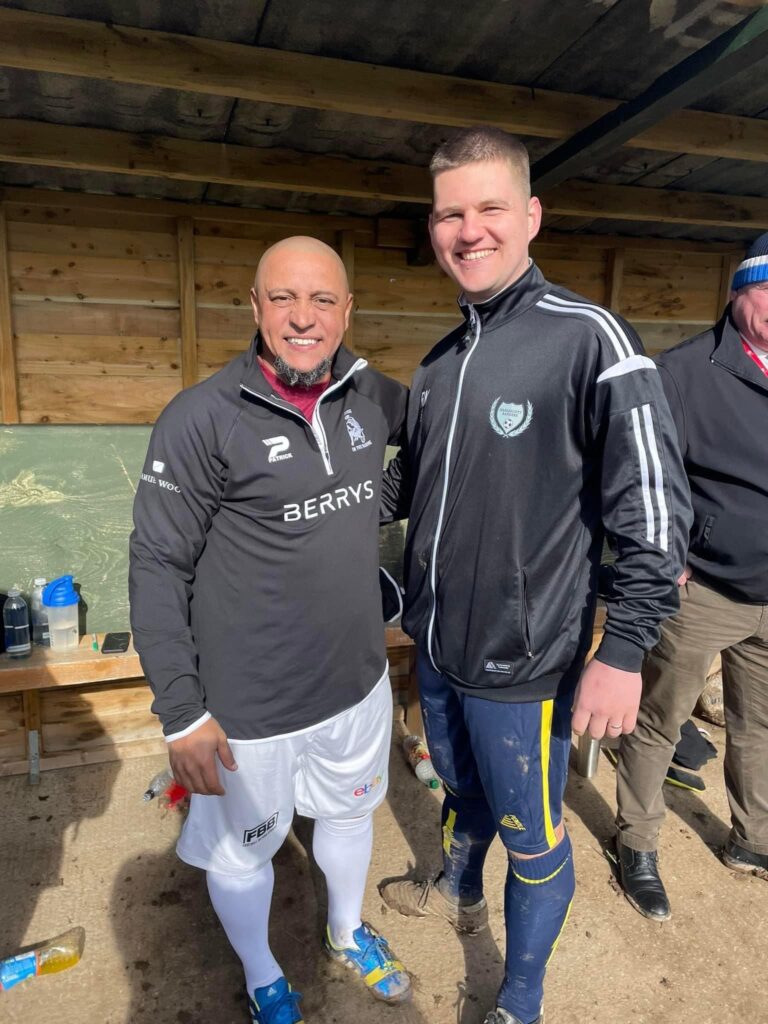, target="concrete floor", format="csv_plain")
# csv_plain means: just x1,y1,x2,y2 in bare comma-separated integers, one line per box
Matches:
0,720,764,1024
